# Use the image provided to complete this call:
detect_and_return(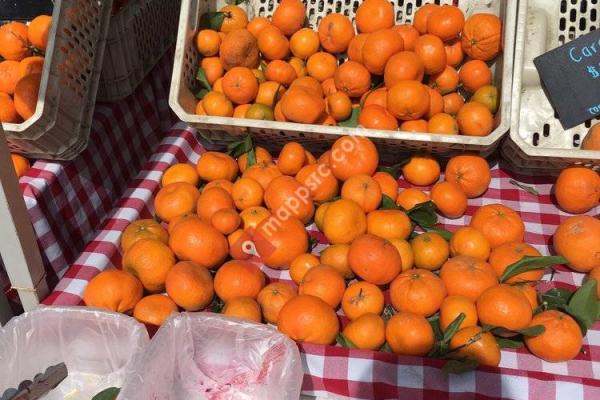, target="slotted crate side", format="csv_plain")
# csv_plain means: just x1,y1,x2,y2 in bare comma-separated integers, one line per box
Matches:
97,0,181,102
170,0,516,159
503,0,600,174
2,0,113,159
